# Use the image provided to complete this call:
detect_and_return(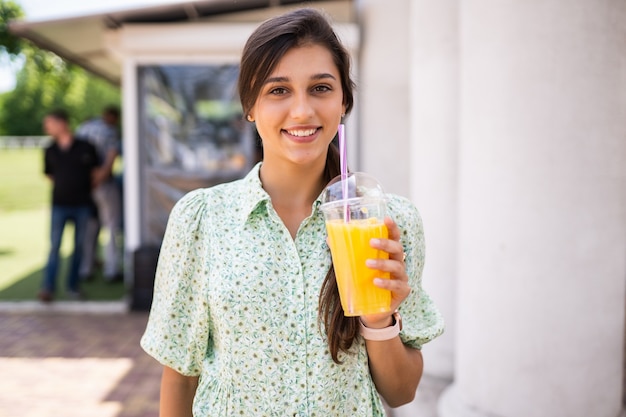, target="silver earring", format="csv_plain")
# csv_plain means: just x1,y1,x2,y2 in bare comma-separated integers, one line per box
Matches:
246,114,254,122
341,113,346,118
